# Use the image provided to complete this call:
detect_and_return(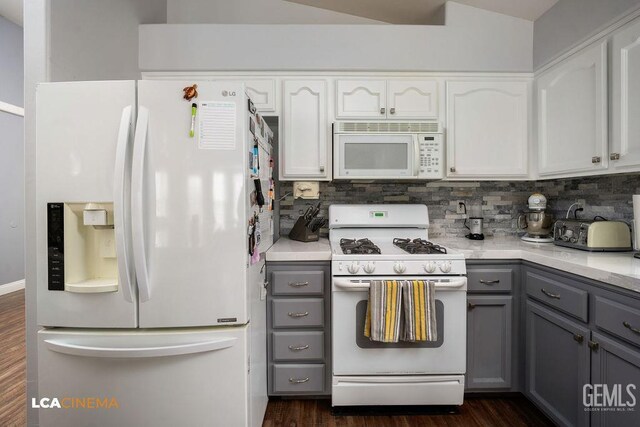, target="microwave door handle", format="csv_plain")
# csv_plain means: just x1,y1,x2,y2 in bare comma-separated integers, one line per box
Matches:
414,138,420,177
